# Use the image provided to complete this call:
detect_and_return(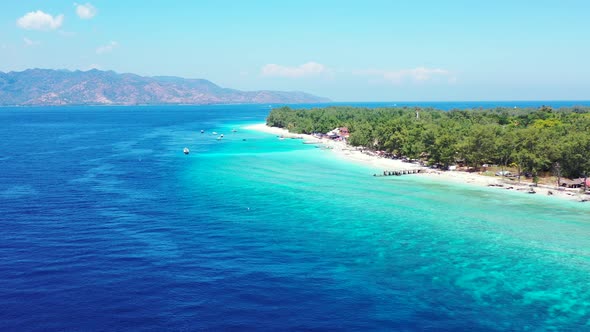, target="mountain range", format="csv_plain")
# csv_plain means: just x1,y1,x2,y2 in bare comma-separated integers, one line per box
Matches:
0,69,330,106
